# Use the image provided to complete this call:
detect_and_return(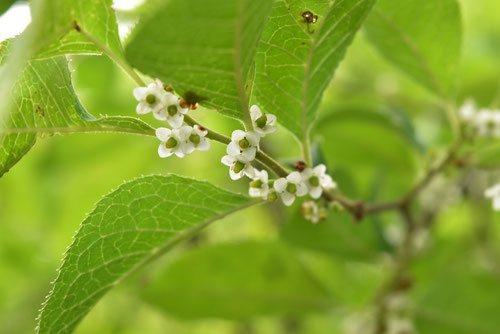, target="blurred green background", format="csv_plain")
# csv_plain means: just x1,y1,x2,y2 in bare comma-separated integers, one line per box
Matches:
0,0,499,333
